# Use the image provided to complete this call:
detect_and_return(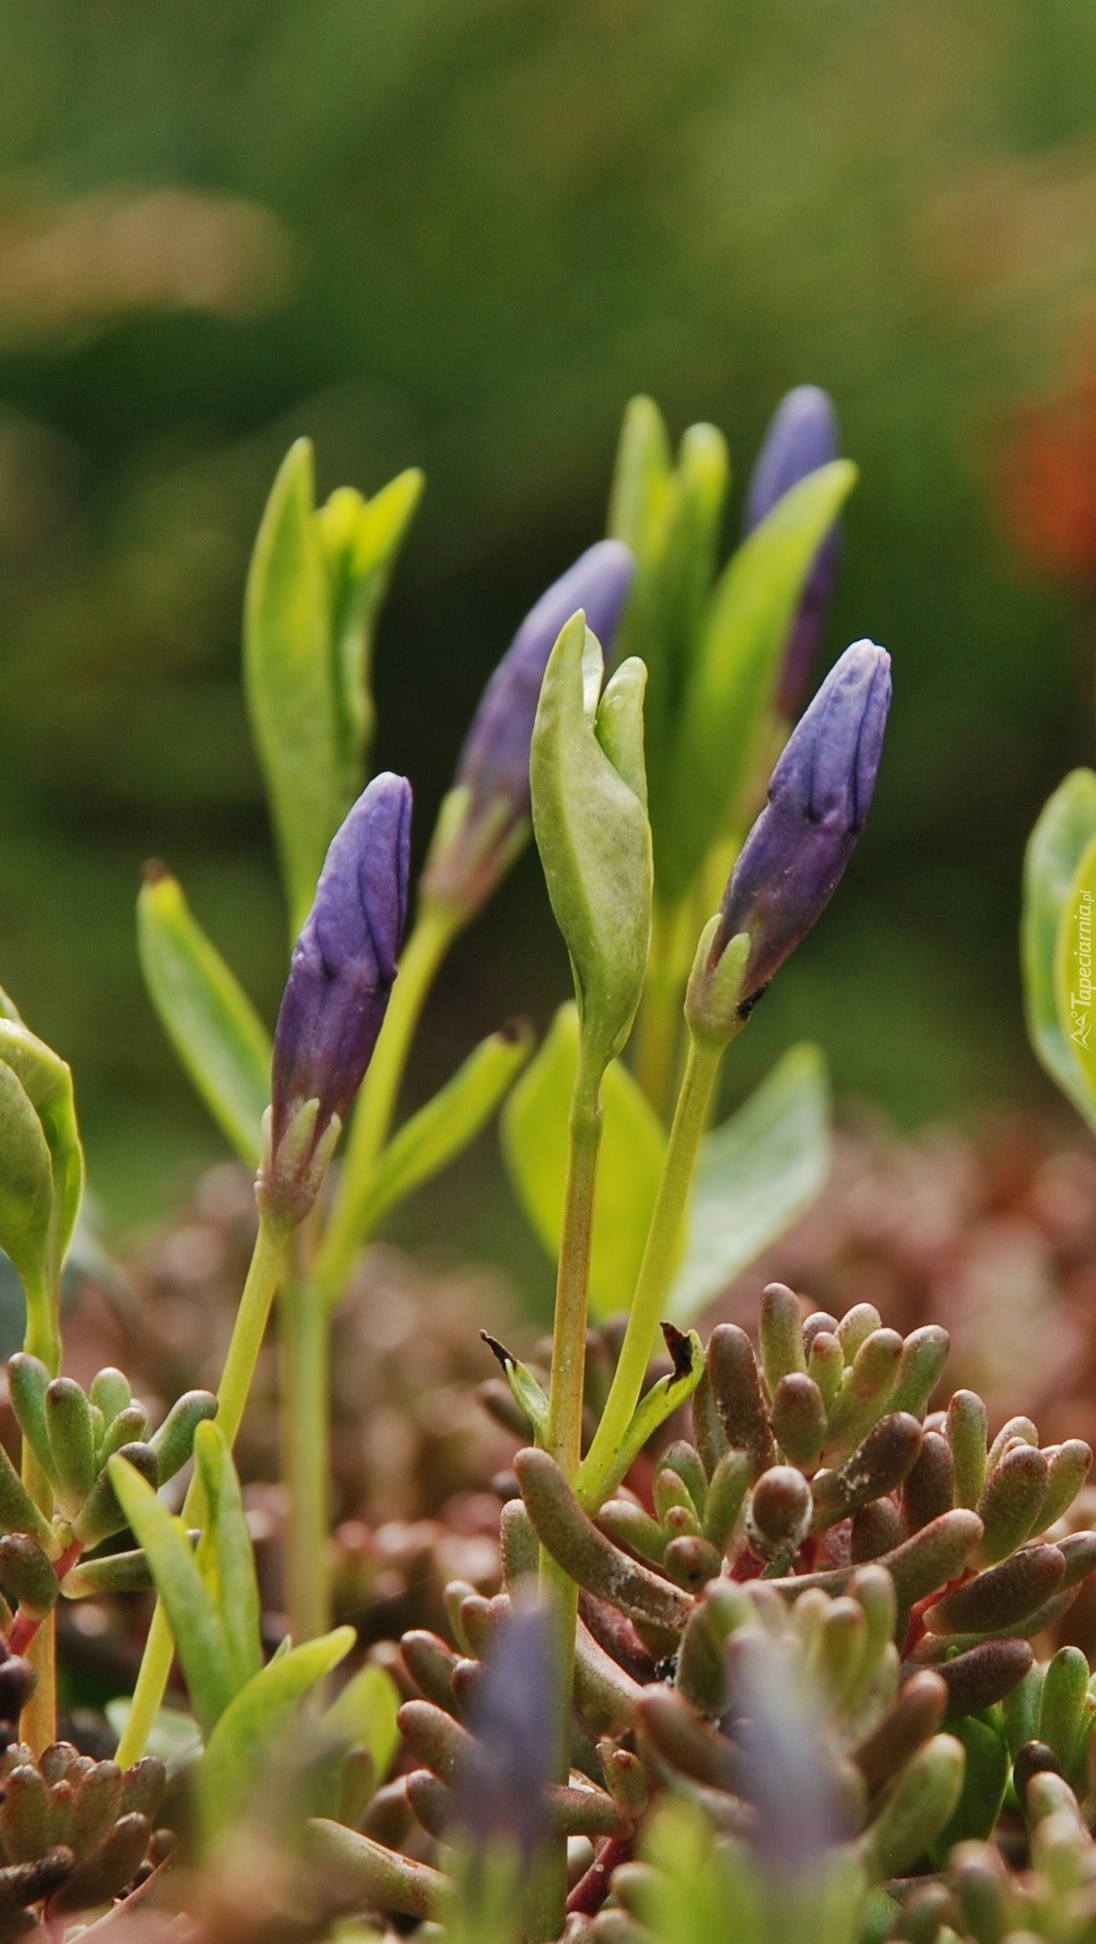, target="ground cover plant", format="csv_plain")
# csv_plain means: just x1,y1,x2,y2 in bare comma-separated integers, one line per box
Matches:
0,389,1091,1944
